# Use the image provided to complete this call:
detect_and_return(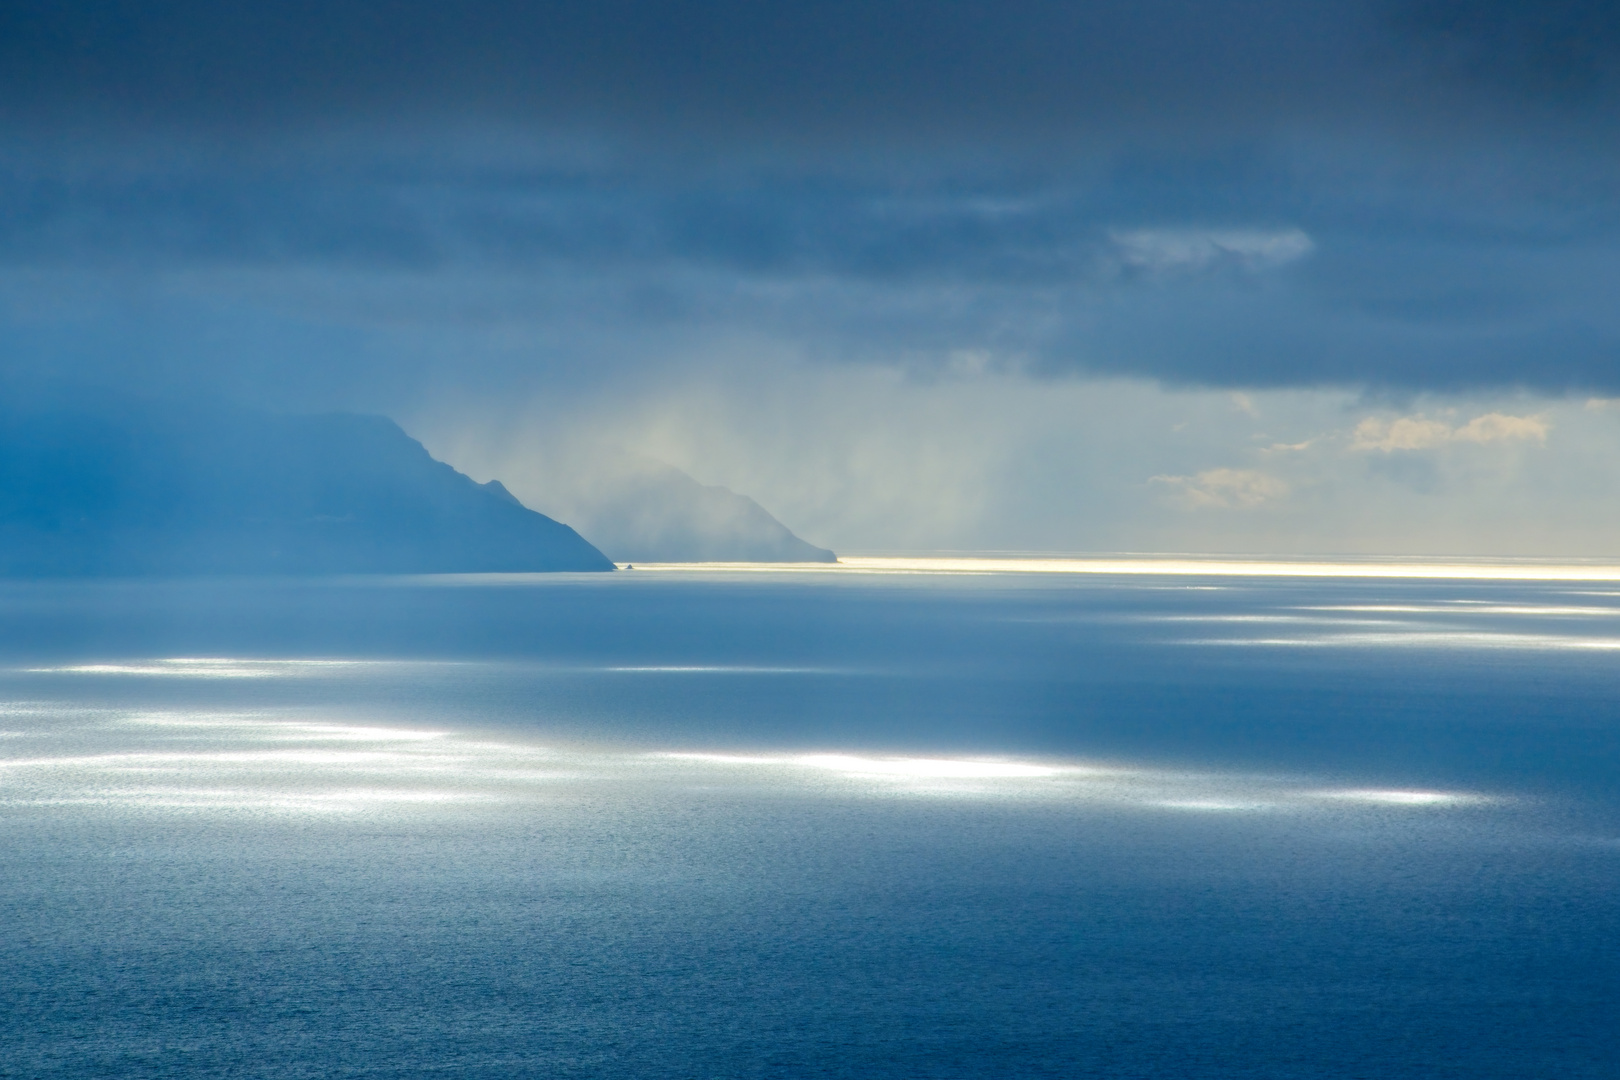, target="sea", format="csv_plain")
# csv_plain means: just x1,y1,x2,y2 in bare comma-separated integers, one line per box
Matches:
2,559,1618,1078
